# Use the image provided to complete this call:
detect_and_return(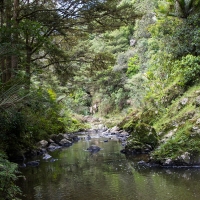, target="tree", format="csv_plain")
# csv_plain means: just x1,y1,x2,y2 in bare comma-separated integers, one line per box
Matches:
0,0,138,87
159,0,200,18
